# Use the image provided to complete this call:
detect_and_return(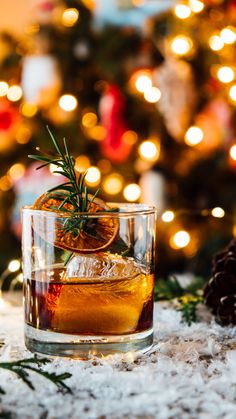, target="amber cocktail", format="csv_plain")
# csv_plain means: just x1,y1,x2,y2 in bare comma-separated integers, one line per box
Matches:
22,205,156,357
